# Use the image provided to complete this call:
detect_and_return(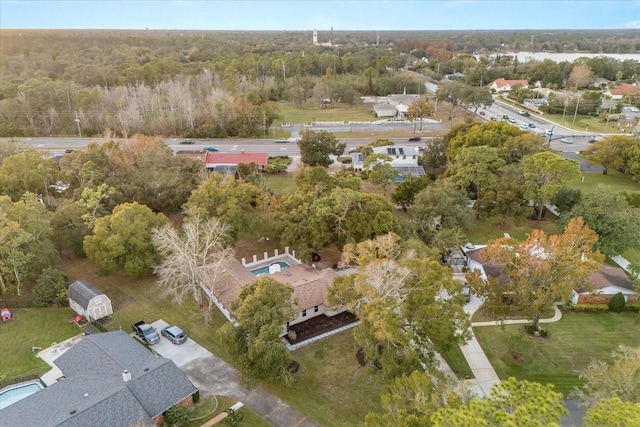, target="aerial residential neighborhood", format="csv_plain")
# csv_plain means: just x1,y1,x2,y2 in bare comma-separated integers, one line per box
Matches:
1,2,640,427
